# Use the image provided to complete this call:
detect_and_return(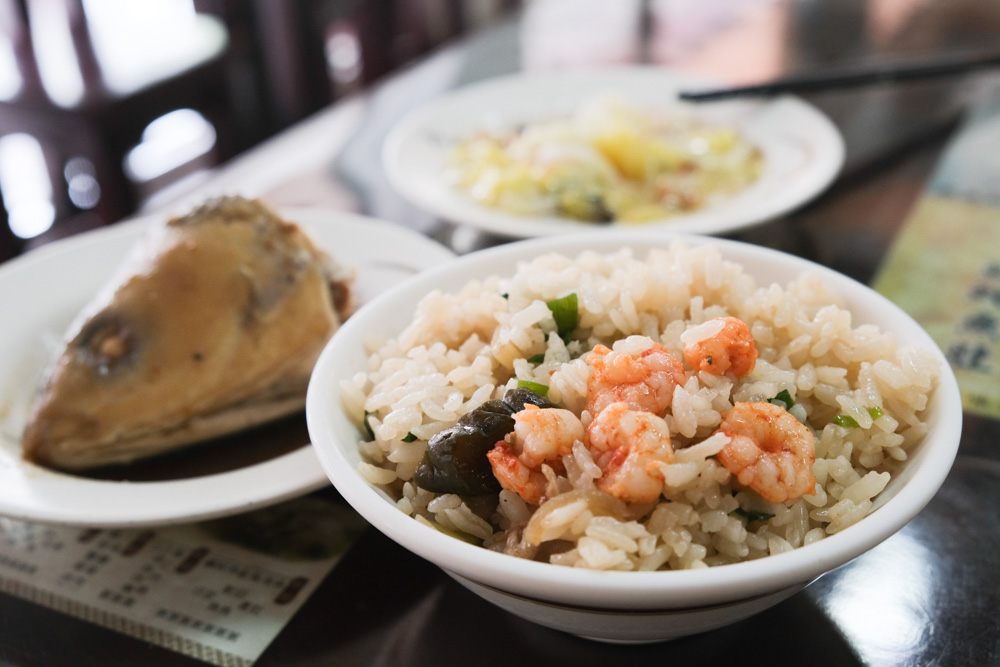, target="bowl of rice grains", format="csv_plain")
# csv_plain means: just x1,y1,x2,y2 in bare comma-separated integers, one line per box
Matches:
306,231,961,642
